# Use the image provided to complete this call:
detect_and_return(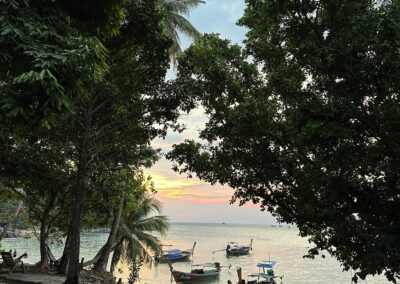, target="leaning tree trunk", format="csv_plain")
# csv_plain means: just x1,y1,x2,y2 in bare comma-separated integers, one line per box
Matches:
0,200,24,241
60,229,72,274
39,198,55,272
64,101,93,284
93,192,125,272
